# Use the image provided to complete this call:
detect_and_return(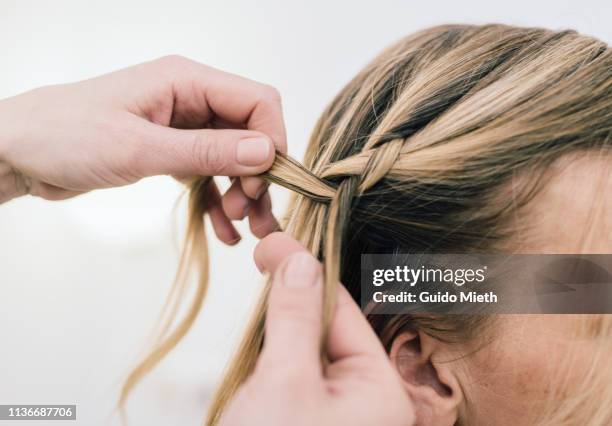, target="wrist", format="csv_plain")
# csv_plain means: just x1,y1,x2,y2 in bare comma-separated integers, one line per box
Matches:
0,98,13,161
0,95,30,204
0,95,25,162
